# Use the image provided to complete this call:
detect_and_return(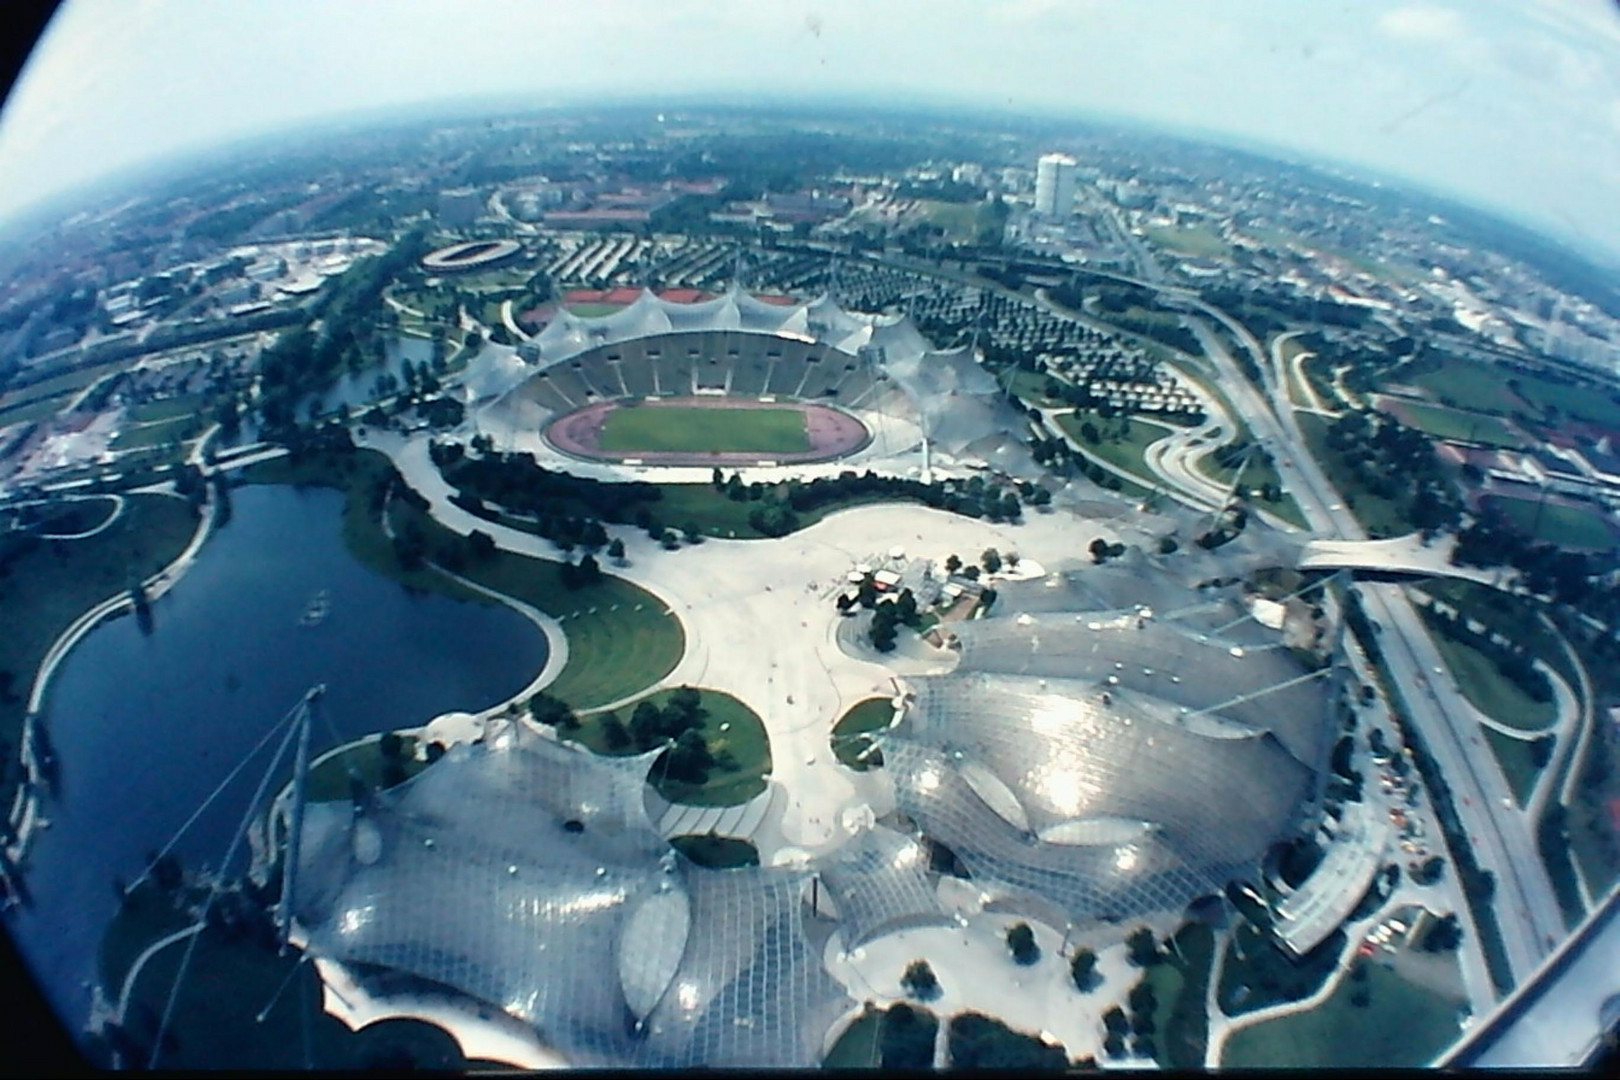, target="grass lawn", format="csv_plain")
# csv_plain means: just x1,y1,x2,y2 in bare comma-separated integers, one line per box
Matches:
1296,410,1411,537
823,1006,884,1068
0,493,199,810
616,688,770,806
127,396,206,425
1424,620,1556,732
831,697,894,770
10,494,119,536
1053,410,1170,486
1143,223,1232,260
1139,922,1216,1069
398,501,685,709
1414,581,1577,692
1405,356,1620,430
1194,442,1309,529
112,415,201,452
668,834,760,868
1404,357,1523,416
1217,923,1345,1016
564,302,626,317
1512,371,1620,430
304,734,431,803
1277,334,1314,409
1221,956,1466,1068
650,484,771,538
1383,399,1525,449
0,358,127,413
1003,367,1069,408
1481,726,1550,808
1485,495,1616,551
598,404,810,455
0,391,72,428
